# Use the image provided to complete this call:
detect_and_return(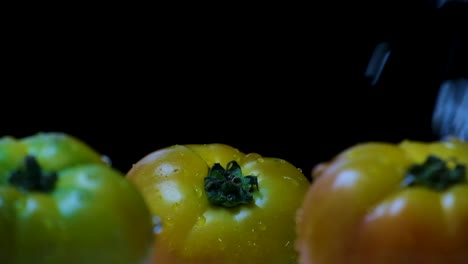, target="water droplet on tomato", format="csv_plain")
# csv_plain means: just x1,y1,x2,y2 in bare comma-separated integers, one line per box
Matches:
216,238,227,250
101,155,112,165
258,221,267,231
219,243,226,251
194,186,203,197
195,215,206,226
247,241,257,247
165,217,175,228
